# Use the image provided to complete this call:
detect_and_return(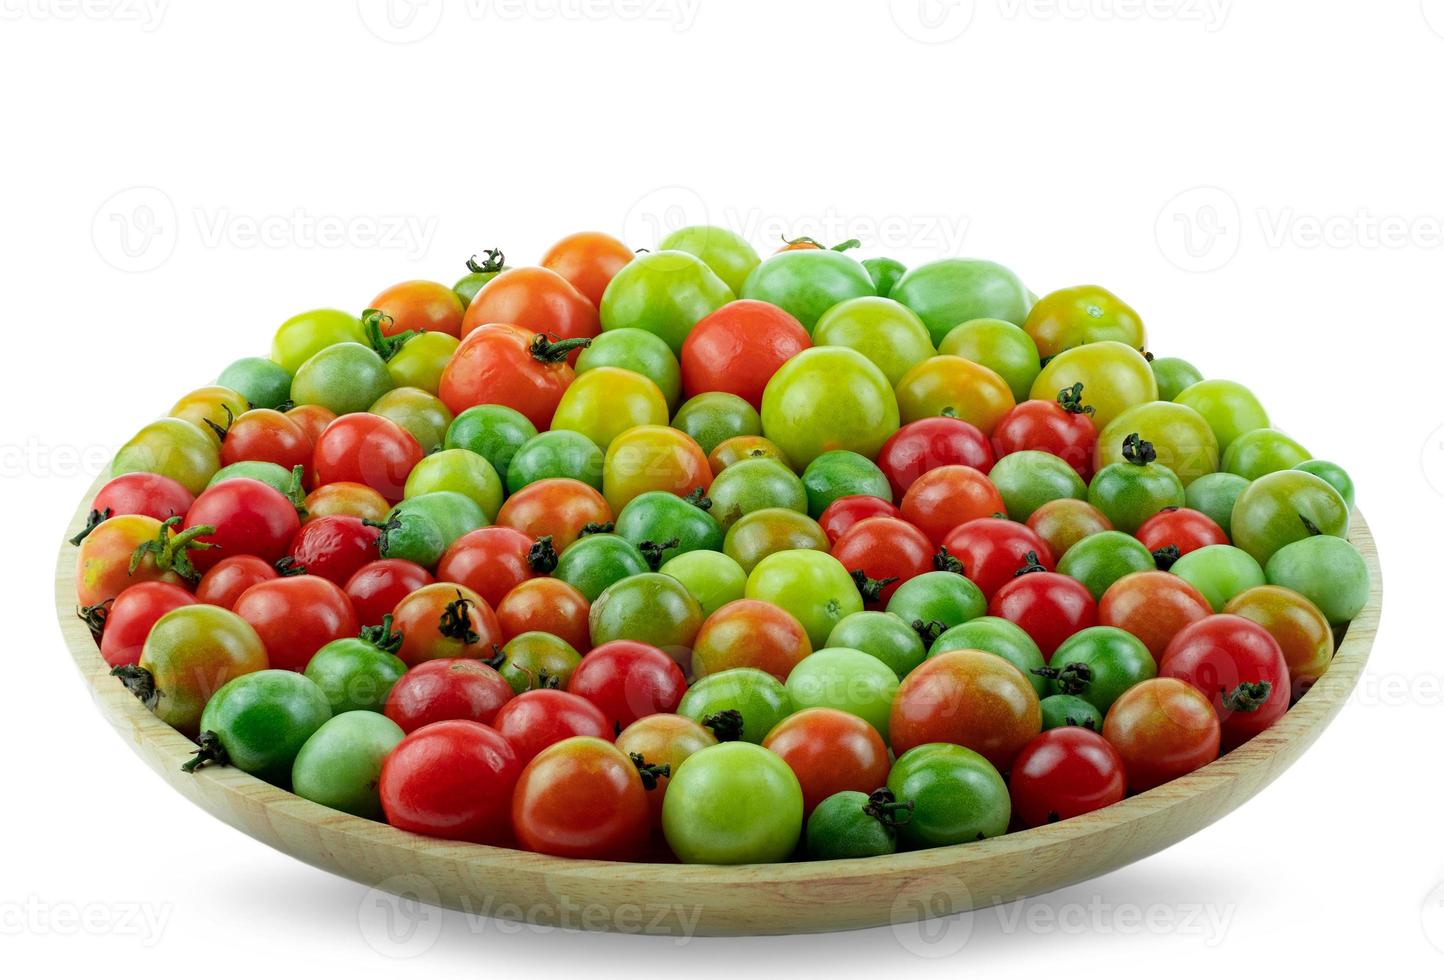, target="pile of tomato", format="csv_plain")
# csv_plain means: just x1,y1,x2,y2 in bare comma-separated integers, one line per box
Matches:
72,227,1371,864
